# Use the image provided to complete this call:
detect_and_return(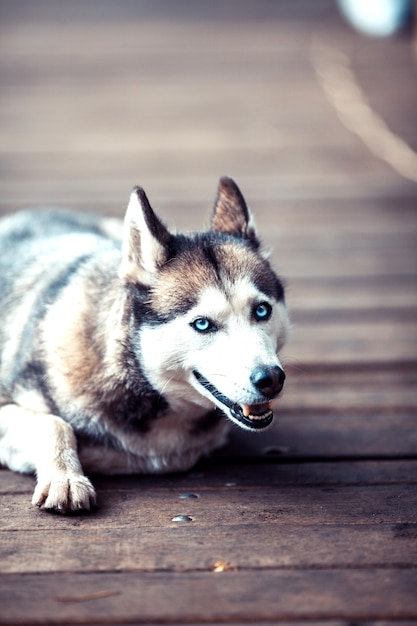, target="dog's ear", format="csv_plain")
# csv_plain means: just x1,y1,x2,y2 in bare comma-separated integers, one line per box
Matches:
211,177,258,243
119,186,171,285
